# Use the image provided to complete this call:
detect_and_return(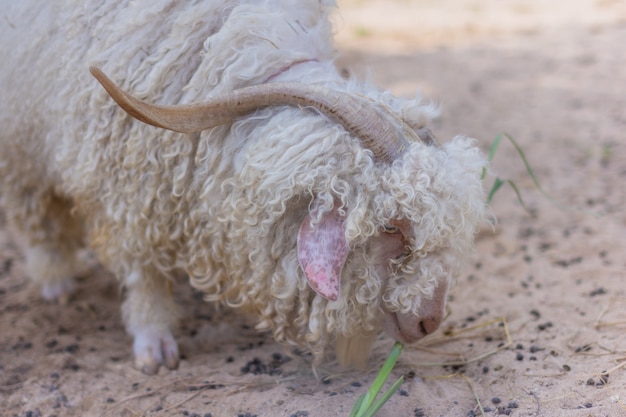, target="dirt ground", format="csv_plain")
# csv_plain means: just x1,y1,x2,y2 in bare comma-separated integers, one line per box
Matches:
1,1,625,416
